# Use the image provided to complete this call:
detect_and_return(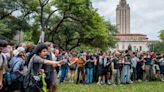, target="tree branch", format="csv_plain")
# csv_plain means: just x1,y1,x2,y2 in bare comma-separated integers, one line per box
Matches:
65,15,82,23
39,0,44,30
45,9,58,28
49,11,67,35
69,39,80,51
43,0,49,6
0,9,18,20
